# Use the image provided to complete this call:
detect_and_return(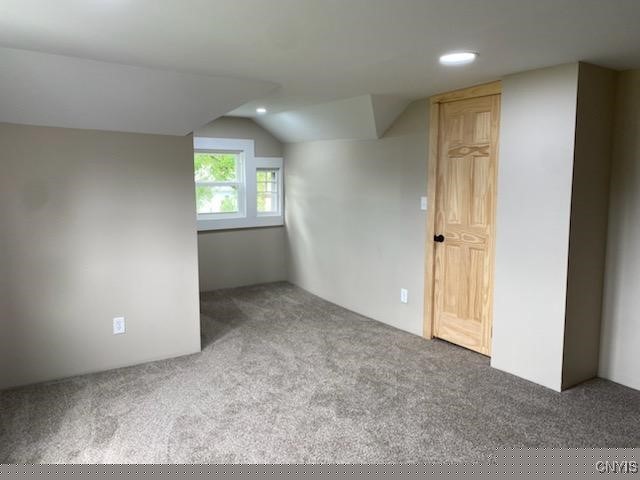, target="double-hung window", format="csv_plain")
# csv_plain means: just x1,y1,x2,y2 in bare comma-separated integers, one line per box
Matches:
194,151,244,216
194,137,283,231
